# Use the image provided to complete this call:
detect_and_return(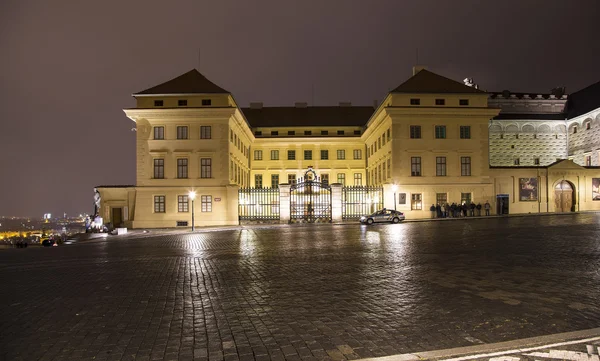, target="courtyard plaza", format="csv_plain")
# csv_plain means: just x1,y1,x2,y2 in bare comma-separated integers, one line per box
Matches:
1,214,599,361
